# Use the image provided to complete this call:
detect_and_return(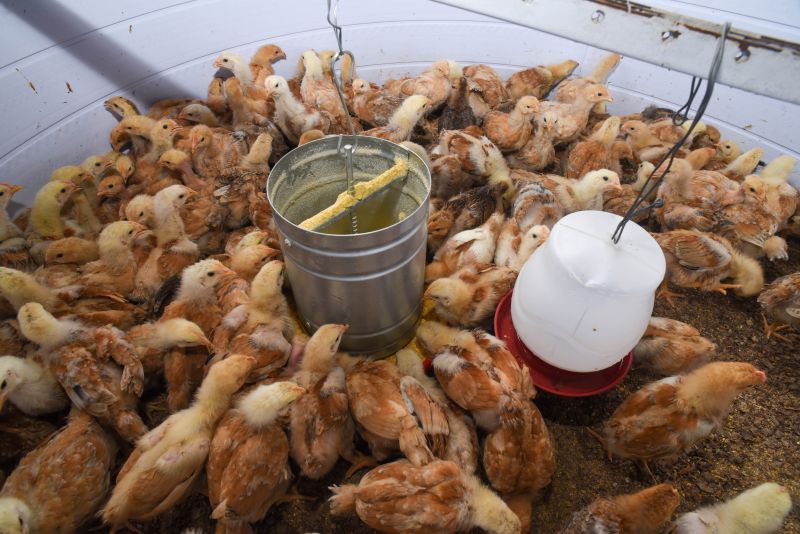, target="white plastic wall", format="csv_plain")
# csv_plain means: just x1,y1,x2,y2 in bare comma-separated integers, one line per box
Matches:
1,0,799,211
